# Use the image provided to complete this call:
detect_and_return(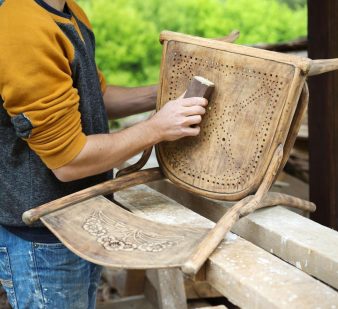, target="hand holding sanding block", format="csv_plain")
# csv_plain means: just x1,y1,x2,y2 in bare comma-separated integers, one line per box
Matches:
184,76,215,100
